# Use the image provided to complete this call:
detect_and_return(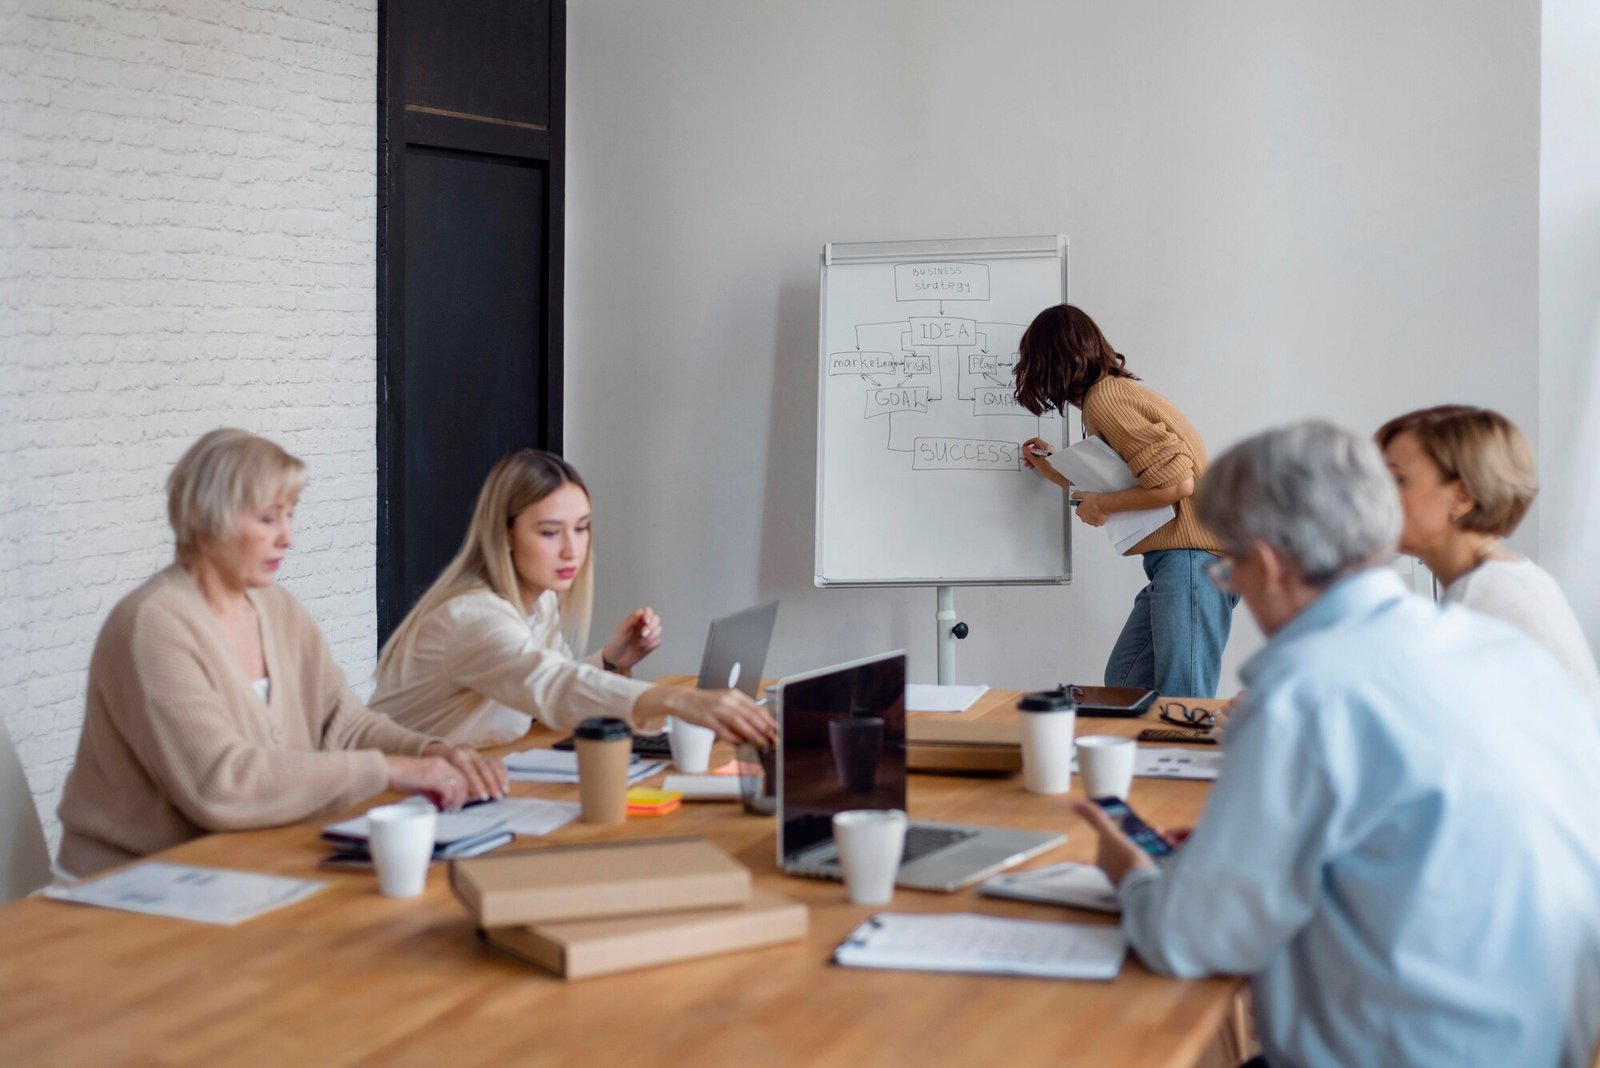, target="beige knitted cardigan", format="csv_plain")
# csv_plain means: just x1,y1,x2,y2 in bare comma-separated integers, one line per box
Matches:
58,565,440,877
